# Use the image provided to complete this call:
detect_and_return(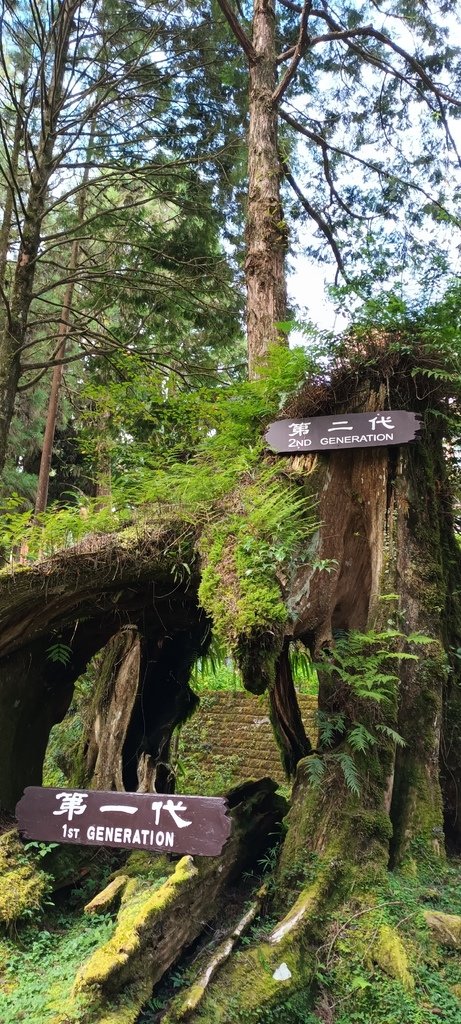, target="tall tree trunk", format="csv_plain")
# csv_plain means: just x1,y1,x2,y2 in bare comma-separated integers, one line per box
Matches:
33,243,79,516
0,71,29,297
34,116,95,516
157,410,458,1024
0,0,80,473
246,0,287,379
